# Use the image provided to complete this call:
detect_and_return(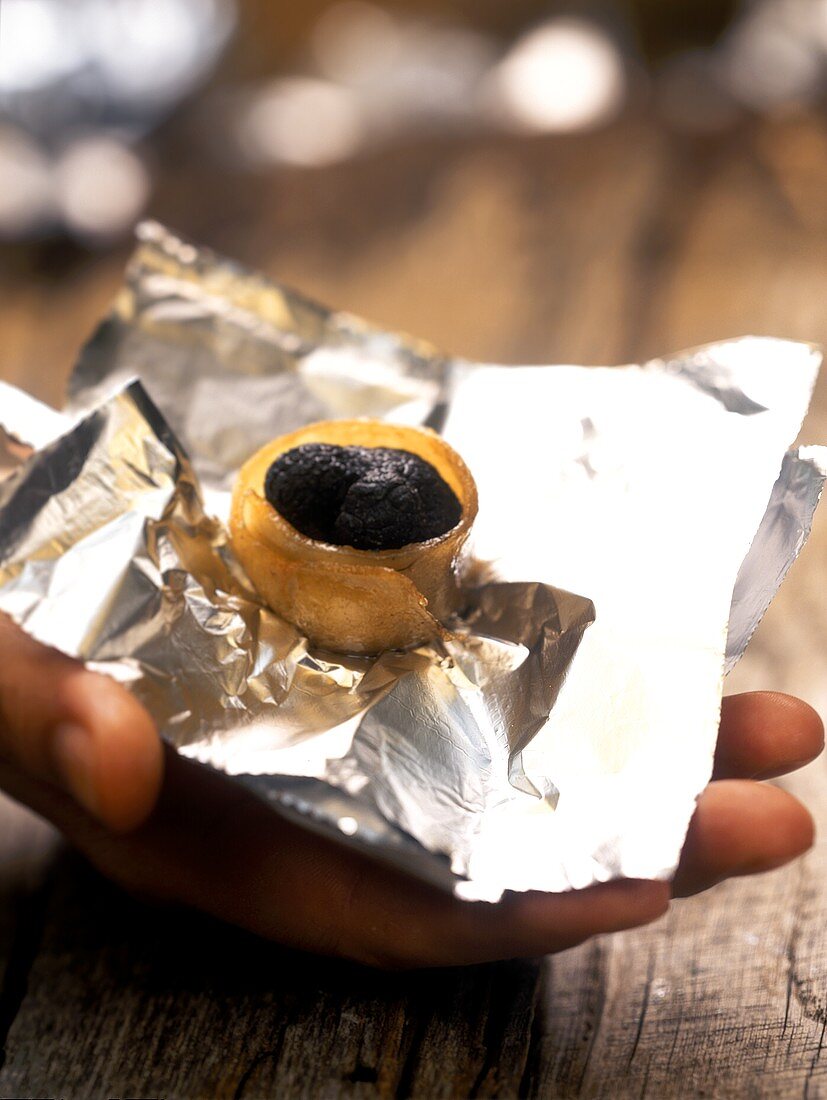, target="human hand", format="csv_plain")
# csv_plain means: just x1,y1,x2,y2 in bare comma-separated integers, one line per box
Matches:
0,614,820,968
